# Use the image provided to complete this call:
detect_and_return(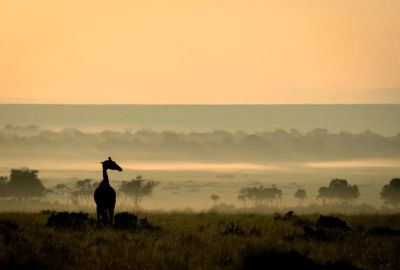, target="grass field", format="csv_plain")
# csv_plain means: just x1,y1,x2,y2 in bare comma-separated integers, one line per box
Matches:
1,212,400,270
